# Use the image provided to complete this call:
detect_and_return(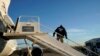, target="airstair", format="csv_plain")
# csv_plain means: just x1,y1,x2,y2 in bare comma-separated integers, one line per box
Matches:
3,16,86,56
